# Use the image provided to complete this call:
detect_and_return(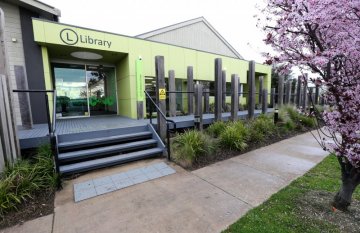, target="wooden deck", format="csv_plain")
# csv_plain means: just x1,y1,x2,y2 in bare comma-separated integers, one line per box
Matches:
18,109,273,148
